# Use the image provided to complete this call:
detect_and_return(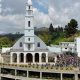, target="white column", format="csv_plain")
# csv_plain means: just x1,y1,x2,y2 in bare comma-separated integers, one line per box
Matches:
10,53,13,64
24,53,26,64
40,72,42,79
33,54,35,63
55,56,57,63
17,53,19,64
15,69,17,76
27,71,29,78
39,53,41,64
46,53,48,63
61,73,63,80
75,73,78,80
